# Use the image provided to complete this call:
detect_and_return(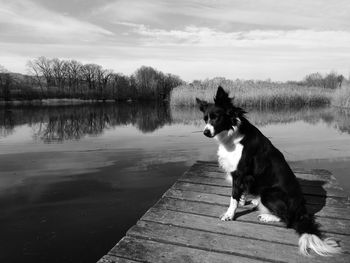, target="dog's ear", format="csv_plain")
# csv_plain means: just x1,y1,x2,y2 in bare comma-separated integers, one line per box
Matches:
214,86,231,106
196,98,208,112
